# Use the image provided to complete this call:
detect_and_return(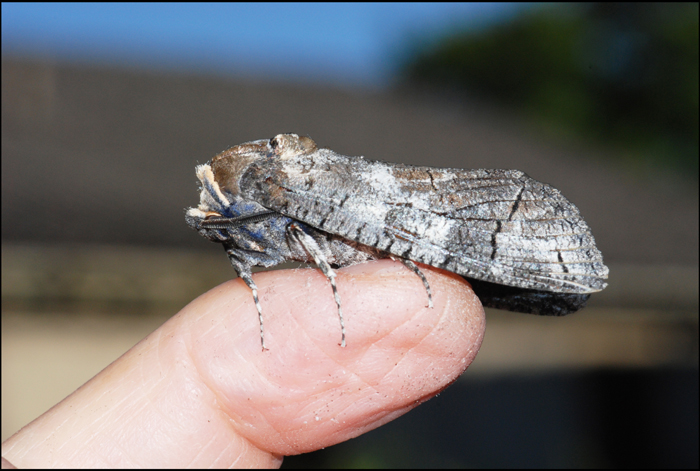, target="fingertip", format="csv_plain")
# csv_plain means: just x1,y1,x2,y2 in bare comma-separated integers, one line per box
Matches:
182,261,485,455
